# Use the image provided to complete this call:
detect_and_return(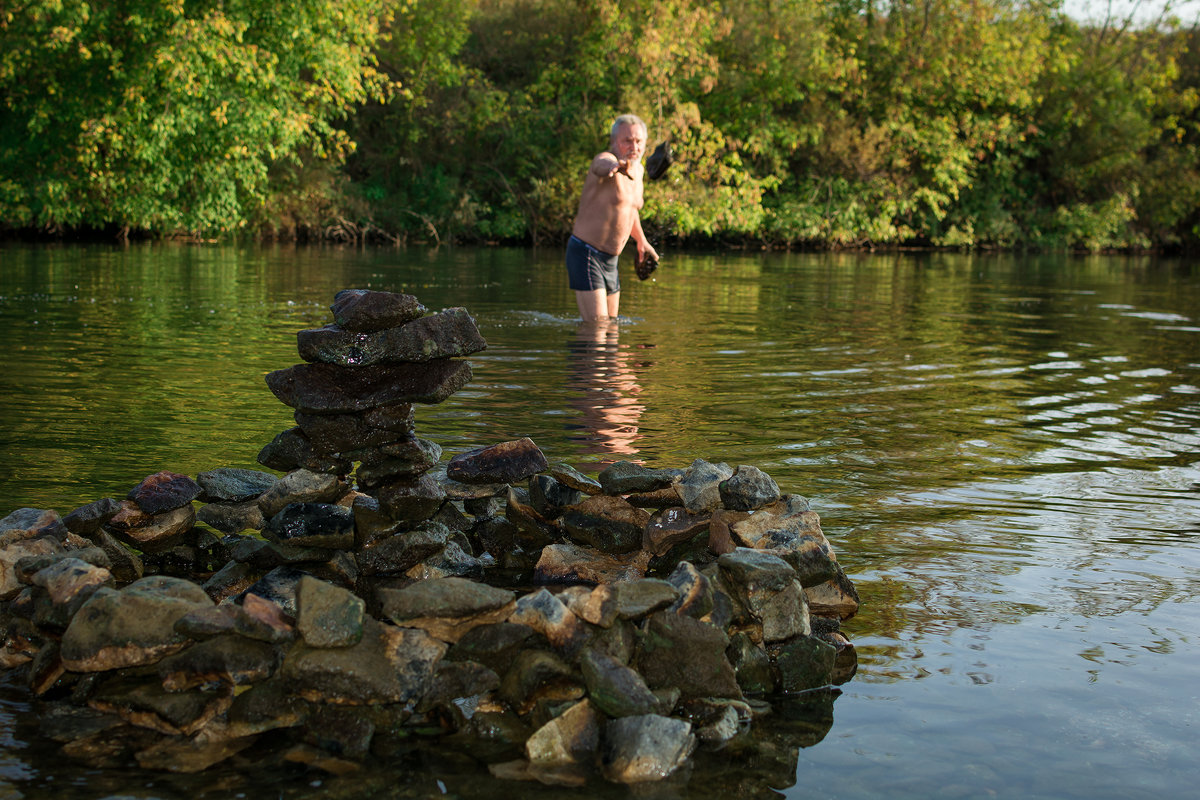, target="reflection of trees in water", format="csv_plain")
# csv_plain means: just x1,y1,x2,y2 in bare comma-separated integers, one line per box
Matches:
565,320,647,463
